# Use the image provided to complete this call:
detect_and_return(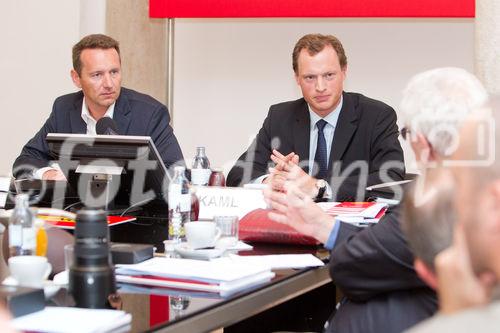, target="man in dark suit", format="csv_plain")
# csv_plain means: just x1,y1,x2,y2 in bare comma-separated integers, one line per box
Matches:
264,185,437,333
13,34,184,180
227,34,404,201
